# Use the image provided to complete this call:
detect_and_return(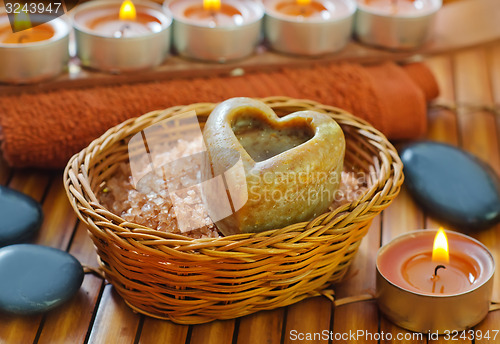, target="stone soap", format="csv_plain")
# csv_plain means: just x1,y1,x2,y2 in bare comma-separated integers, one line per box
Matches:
0,244,84,314
0,186,43,247
401,142,500,230
203,97,345,236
